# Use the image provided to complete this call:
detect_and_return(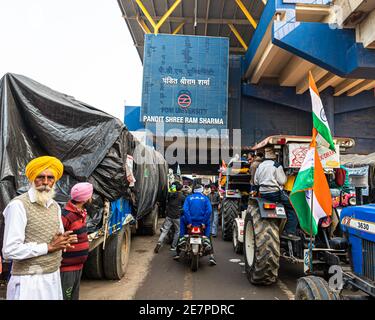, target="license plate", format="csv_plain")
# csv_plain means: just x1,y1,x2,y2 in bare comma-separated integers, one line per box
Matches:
276,207,286,216
190,238,201,245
